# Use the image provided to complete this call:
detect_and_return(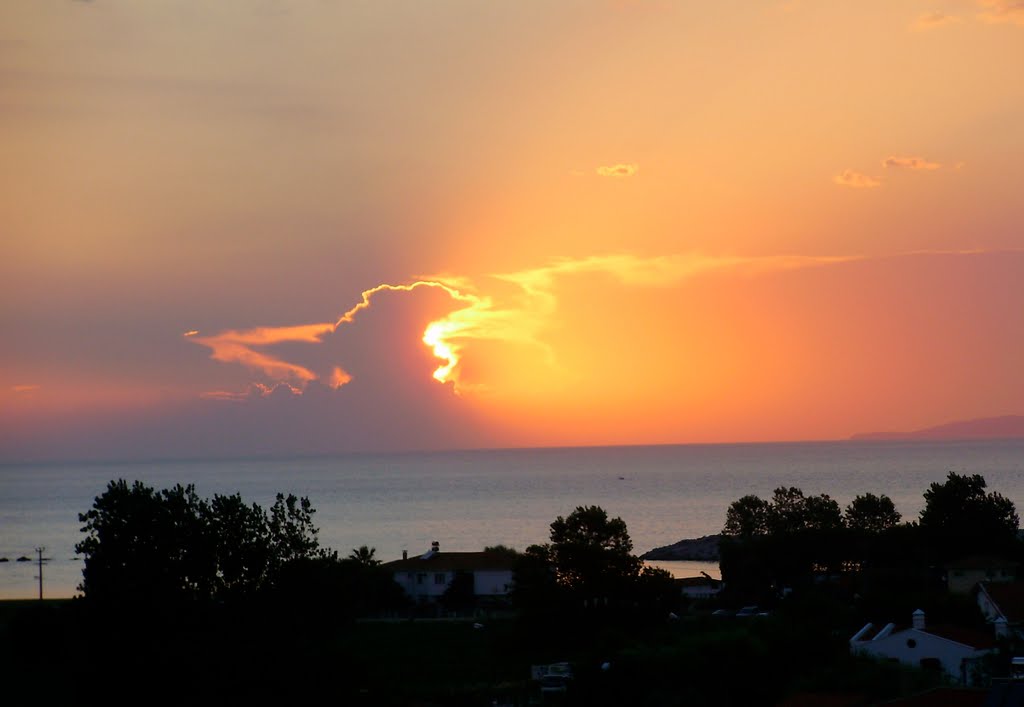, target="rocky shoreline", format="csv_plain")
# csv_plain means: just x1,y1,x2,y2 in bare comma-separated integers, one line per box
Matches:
641,534,721,562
